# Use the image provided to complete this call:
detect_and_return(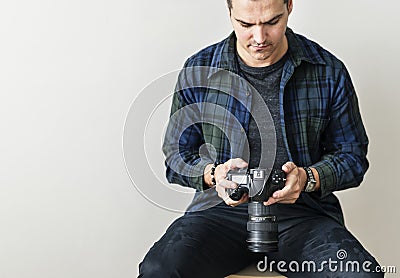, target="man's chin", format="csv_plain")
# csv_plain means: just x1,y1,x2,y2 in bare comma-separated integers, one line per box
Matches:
251,53,270,62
